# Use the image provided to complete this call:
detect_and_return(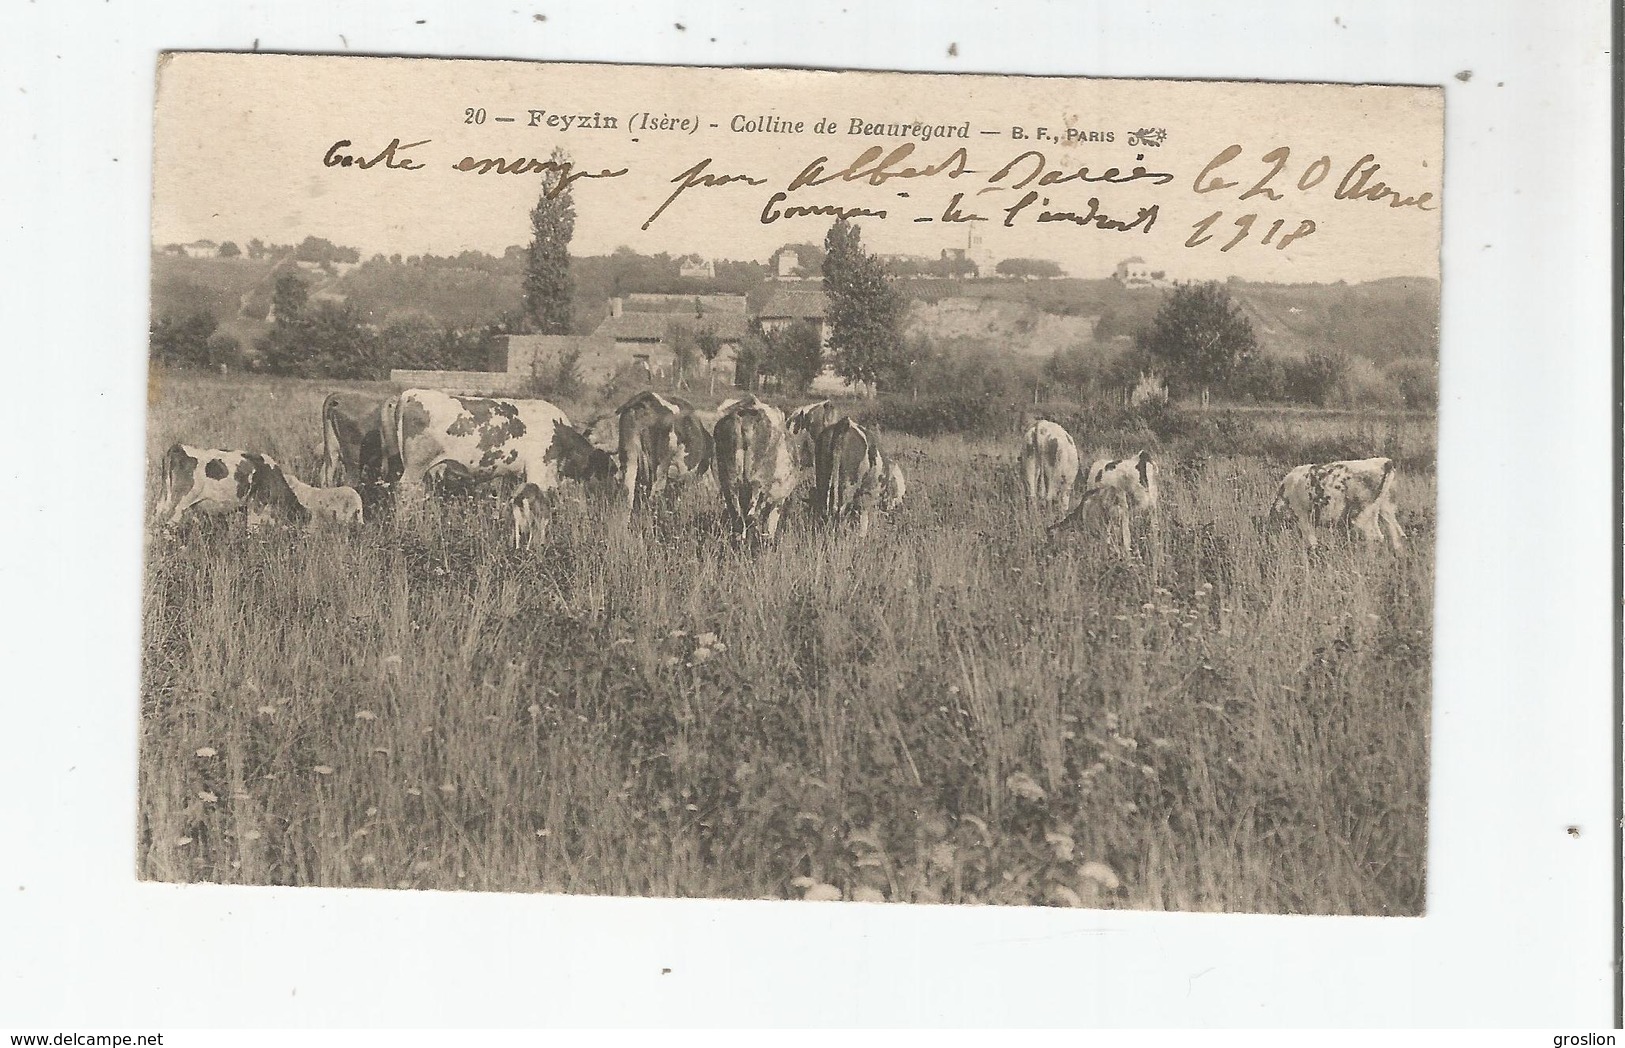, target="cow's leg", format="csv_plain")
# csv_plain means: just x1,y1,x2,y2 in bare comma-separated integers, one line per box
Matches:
763,503,783,542
1056,476,1073,517
167,489,209,526
620,452,641,525
1379,505,1407,553
1352,504,1385,547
